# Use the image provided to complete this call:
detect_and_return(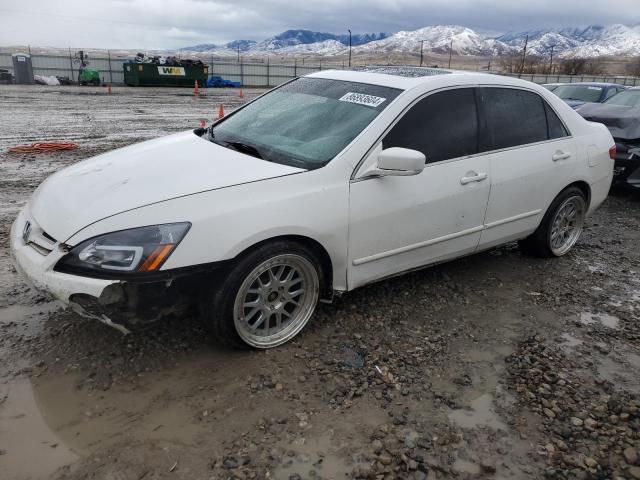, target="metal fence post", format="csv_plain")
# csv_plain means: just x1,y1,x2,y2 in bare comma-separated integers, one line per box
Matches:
68,47,74,82
107,50,113,84
240,60,244,86
294,59,297,77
